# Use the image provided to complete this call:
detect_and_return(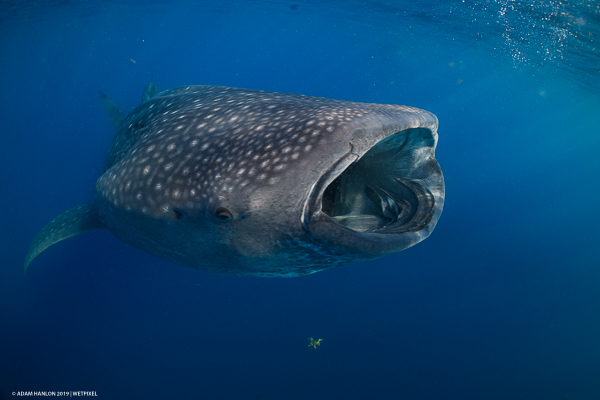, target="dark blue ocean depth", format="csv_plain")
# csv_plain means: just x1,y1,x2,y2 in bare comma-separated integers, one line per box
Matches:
1,1,599,399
